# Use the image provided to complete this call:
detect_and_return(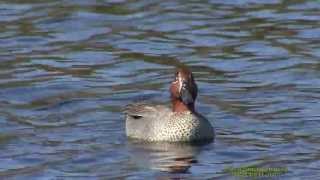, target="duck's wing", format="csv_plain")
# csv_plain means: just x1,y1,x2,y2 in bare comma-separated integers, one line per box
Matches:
124,103,170,140
124,103,170,120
